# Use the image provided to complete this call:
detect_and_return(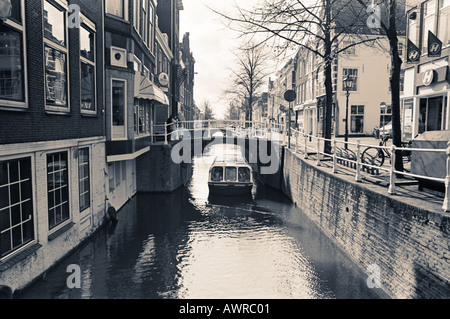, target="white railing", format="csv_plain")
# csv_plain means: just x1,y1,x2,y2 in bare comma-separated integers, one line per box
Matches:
150,119,450,213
